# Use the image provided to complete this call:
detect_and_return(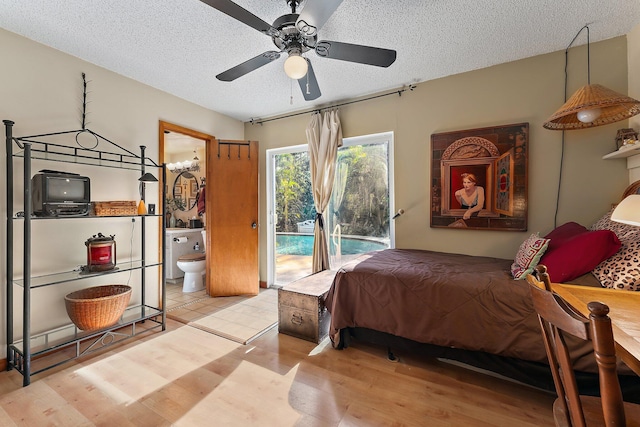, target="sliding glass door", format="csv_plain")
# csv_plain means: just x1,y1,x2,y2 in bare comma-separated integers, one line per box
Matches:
266,132,395,286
